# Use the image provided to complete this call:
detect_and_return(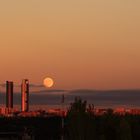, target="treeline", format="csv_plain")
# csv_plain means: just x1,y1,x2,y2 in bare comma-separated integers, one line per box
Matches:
65,98,140,140
0,98,140,140
0,117,62,140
